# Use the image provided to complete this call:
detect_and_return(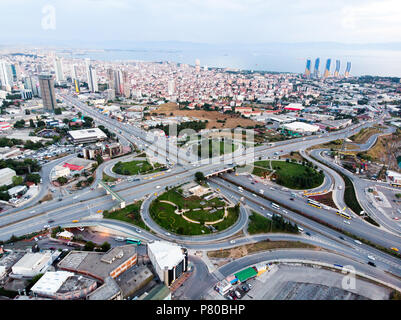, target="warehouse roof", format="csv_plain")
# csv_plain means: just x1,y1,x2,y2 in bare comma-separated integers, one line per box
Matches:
283,121,320,132
31,271,74,295
68,128,107,140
